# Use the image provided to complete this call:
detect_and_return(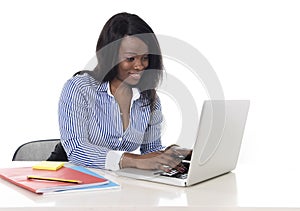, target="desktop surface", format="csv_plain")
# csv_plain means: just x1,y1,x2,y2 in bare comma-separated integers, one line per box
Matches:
0,162,300,211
